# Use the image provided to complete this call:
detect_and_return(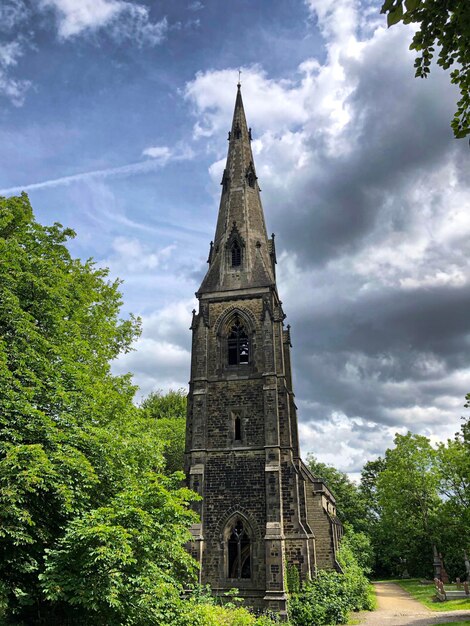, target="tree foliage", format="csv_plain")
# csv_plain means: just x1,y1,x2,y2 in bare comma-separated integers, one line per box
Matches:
288,532,374,626
140,389,187,420
360,408,470,579
41,475,198,626
381,0,470,138
375,432,441,577
140,389,187,474
0,195,199,624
